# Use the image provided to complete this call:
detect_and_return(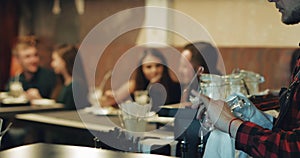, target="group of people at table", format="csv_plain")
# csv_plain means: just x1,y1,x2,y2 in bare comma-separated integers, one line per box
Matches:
6,36,85,109
6,35,221,111
3,0,300,157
